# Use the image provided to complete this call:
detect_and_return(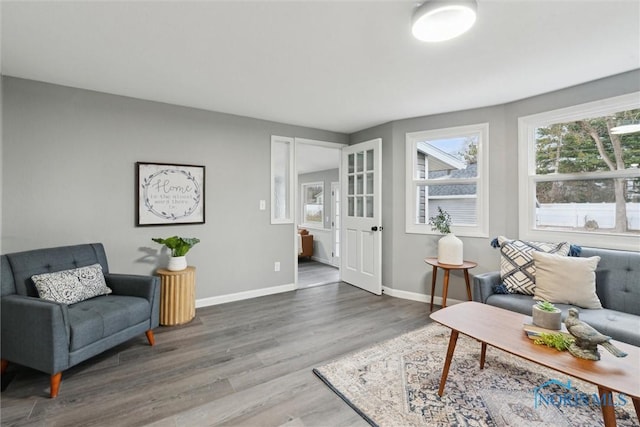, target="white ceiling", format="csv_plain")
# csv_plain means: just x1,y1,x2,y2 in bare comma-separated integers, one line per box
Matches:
2,1,639,134
297,142,341,174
